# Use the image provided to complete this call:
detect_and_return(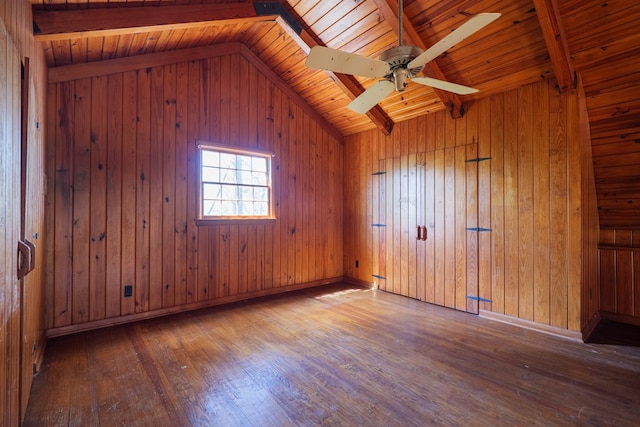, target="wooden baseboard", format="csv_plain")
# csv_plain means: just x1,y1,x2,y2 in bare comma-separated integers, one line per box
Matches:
479,310,583,342
46,277,345,338
342,276,375,289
